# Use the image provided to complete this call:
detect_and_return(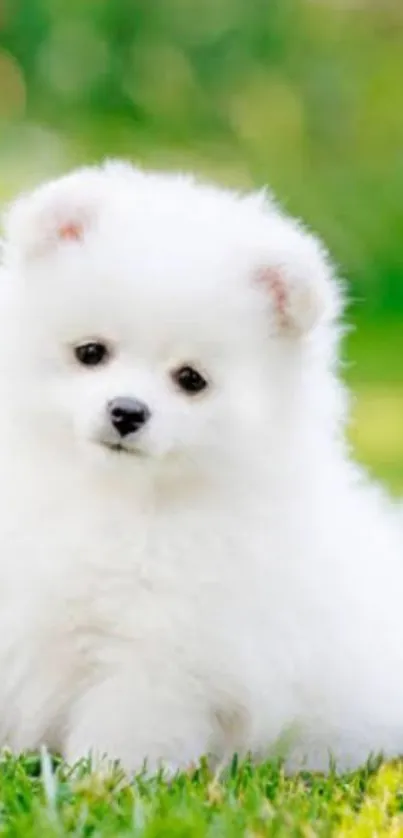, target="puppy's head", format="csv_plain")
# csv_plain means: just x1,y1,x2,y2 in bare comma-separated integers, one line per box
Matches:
1,163,342,481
